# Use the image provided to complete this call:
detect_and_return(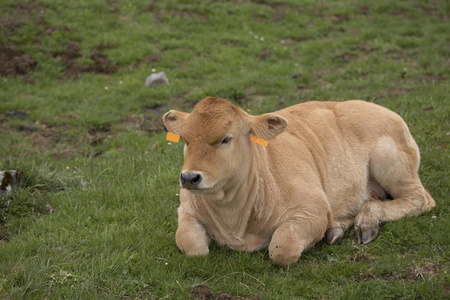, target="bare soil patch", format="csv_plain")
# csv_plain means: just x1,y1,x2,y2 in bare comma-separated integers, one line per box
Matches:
1,115,83,160
53,42,116,78
359,5,371,16
413,73,445,82
191,285,260,300
403,262,439,281
356,262,440,283
387,85,415,97
444,284,450,298
0,44,37,79
330,15,349,24
351,42,373,55
118,113,165,134
347,252,377,263
143,3,208,23
259,49,272,60
134,54,163,68
0,3,46,32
